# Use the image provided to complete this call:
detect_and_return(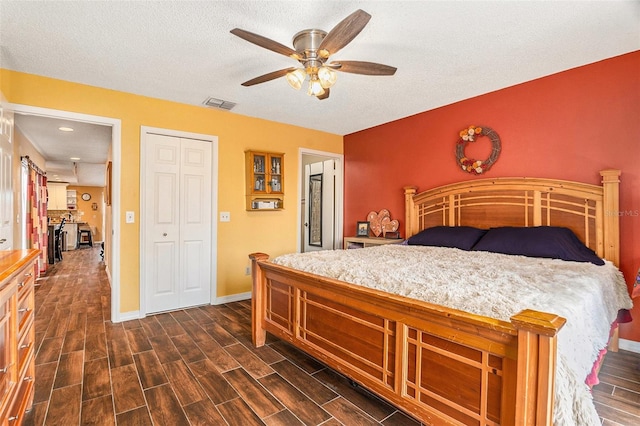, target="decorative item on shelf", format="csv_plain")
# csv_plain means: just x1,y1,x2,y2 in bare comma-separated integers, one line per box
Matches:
456,125,501,175
251,200,279,210
366,209,399,237
356,221,370,237
381,216,399,237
